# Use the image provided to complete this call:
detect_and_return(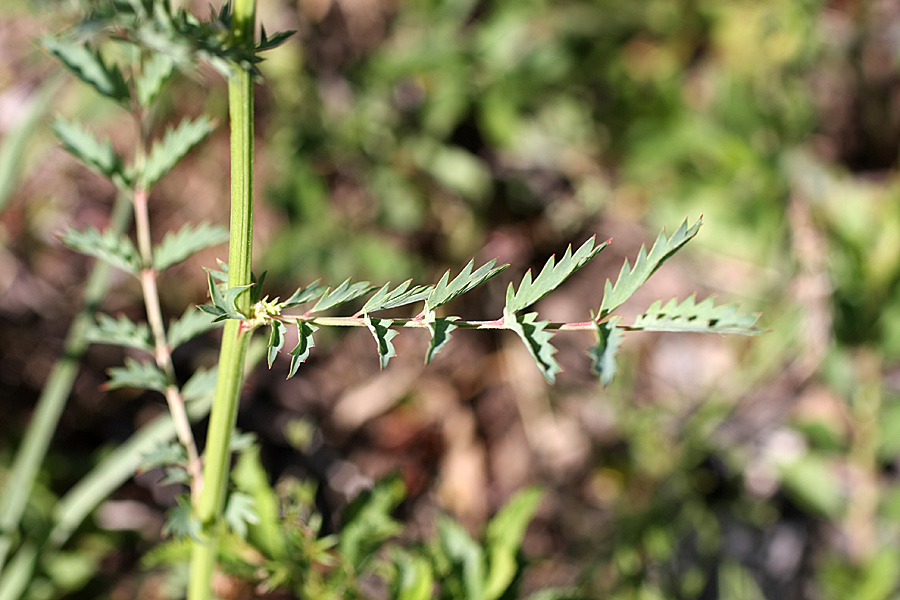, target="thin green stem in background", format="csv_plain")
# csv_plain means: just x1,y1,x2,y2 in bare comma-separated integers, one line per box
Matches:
188,0,256,596
0,191,132,579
